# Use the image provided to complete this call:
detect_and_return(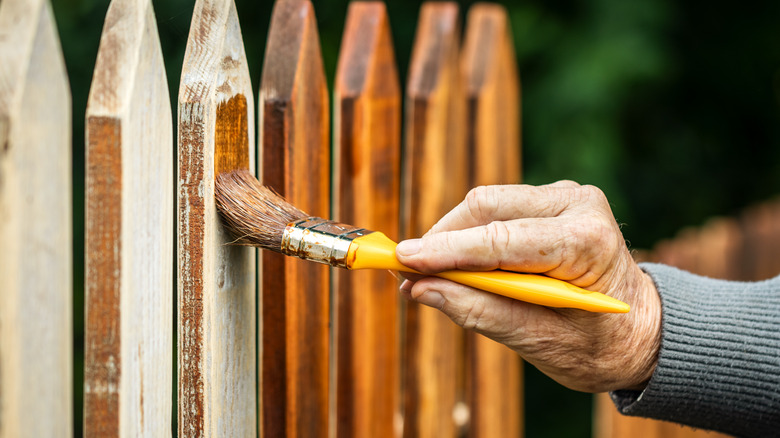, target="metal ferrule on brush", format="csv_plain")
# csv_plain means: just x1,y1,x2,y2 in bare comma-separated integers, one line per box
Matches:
280,217,370,268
